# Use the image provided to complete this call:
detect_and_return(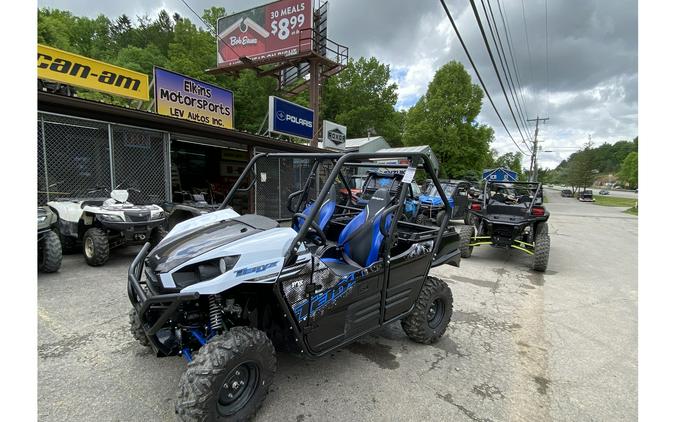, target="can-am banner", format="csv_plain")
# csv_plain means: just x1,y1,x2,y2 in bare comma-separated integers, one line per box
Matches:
216,0,313,68
154,67,234,129
37,44,149,101
268,96,314,140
